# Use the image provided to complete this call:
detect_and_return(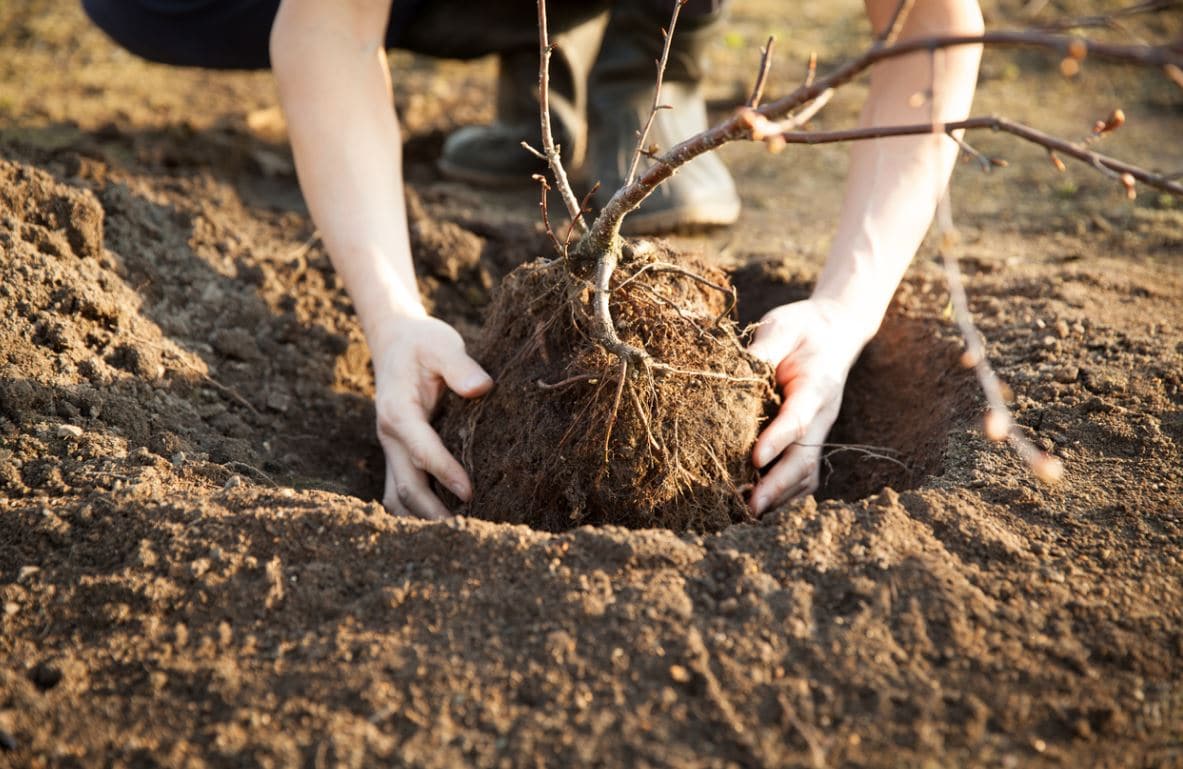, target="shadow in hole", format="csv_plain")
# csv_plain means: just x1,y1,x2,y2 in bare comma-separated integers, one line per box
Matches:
731,261,979,501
